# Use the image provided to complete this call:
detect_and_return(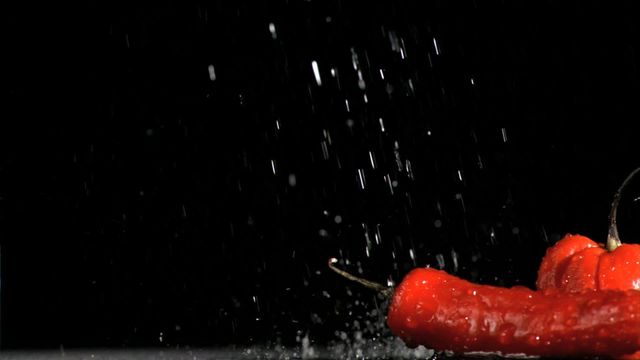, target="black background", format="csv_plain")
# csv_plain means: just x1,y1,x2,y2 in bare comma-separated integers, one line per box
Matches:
3,0,640,351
